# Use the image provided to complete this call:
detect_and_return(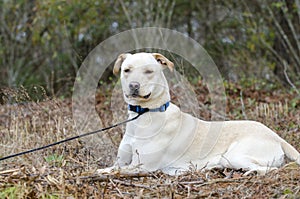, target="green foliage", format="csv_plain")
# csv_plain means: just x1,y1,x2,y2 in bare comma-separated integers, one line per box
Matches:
44,154,64,167
0,0,118,98
1,0,299,100
0,185,61,199
40,194,61,199
0,186,18,199
0,185,29,199
283,188,293,195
